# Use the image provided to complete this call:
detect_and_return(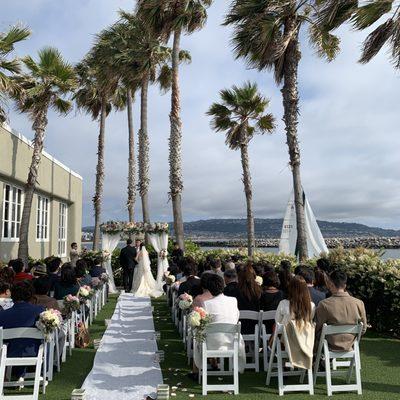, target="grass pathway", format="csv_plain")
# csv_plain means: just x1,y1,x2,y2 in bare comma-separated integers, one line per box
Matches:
152,297,400,399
